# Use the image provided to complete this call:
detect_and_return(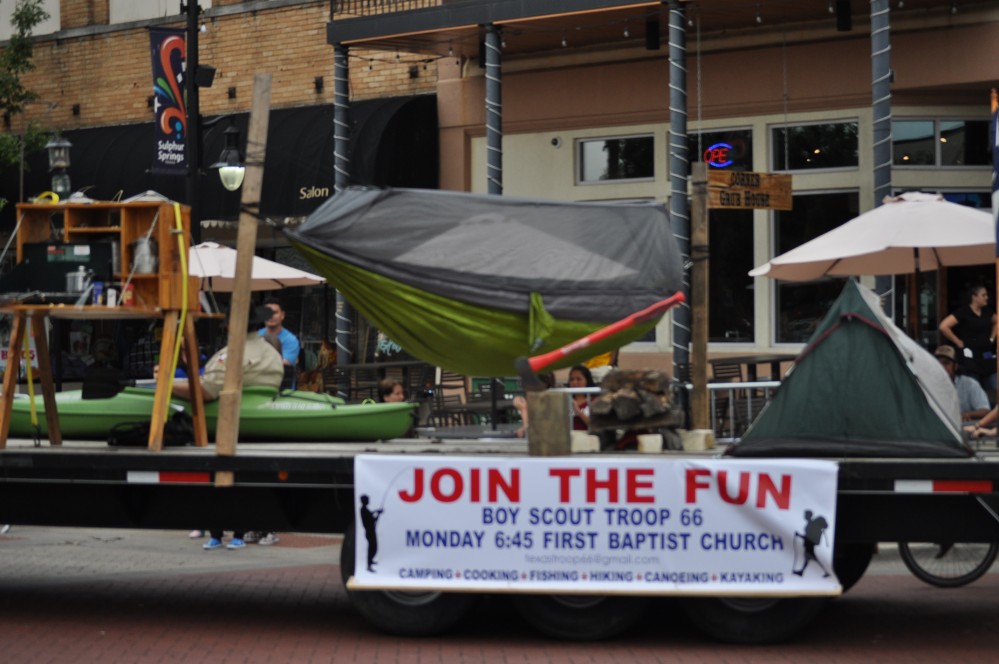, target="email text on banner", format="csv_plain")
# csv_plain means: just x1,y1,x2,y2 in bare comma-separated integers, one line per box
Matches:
352,457,840,596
